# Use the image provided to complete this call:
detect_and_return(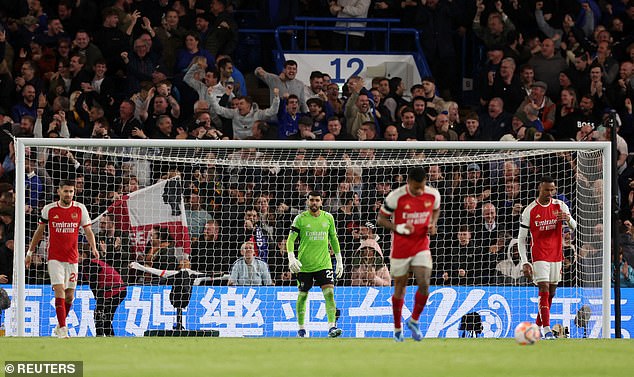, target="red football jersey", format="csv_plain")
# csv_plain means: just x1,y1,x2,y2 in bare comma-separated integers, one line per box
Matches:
39,201,91,263
520,198,571,262
380,184,441,259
